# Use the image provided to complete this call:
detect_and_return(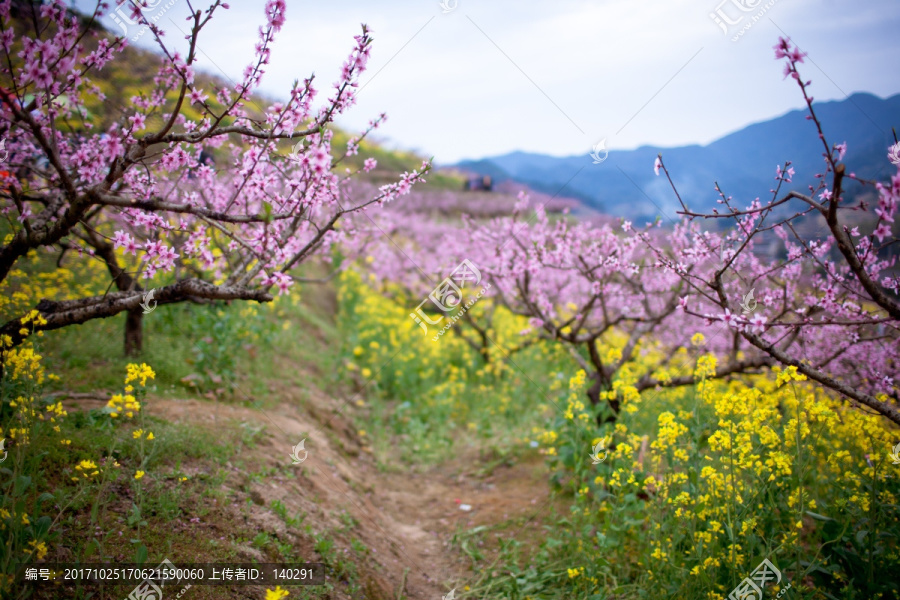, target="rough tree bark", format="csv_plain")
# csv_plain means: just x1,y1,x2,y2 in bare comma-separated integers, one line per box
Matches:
124,309,143,356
